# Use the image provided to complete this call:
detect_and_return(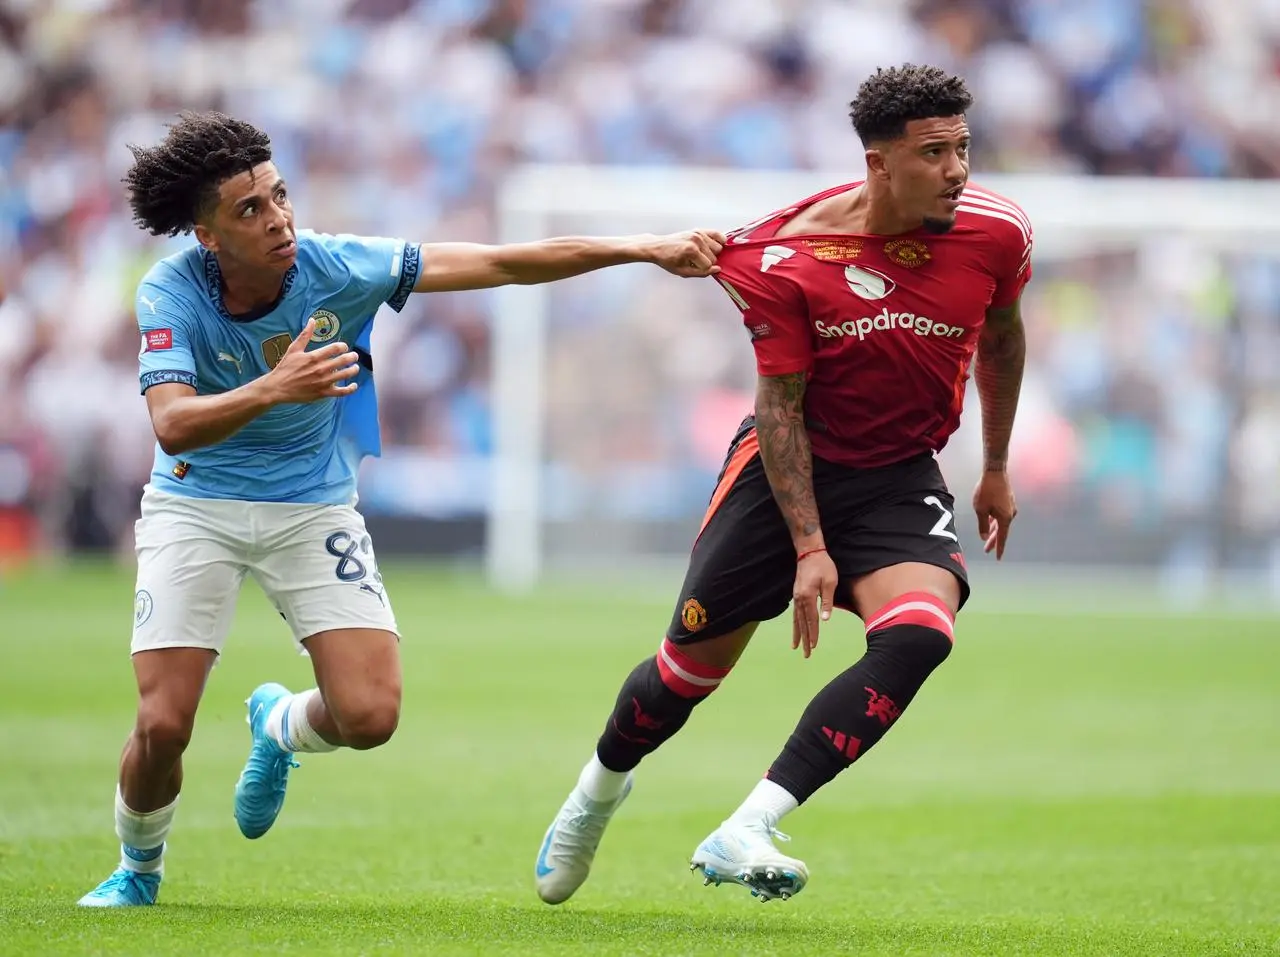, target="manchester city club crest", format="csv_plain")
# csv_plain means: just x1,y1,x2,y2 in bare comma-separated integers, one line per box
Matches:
309,309,341,342
134,589,154,627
